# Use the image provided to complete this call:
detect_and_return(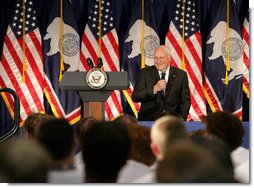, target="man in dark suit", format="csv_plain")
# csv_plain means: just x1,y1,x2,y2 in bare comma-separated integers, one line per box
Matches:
132,45,191,121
